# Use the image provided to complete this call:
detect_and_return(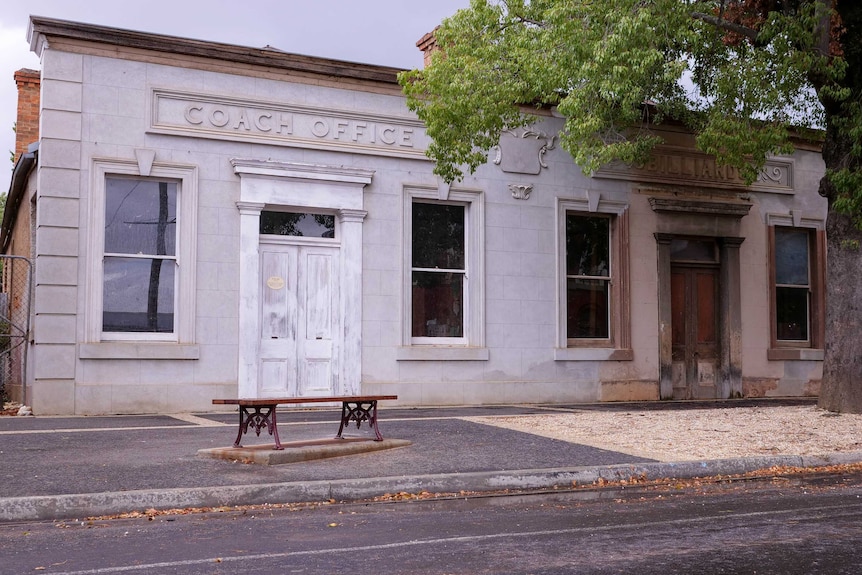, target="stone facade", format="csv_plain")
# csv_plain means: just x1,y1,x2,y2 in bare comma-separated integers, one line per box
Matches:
4,16,828,415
